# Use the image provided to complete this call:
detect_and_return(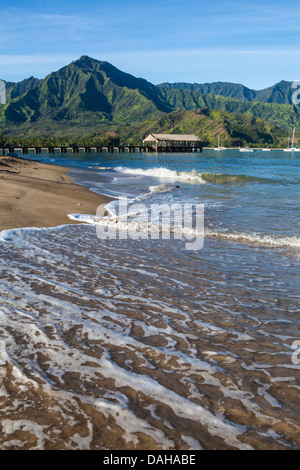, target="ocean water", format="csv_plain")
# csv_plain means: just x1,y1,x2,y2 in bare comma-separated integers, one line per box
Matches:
0,149,299,450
